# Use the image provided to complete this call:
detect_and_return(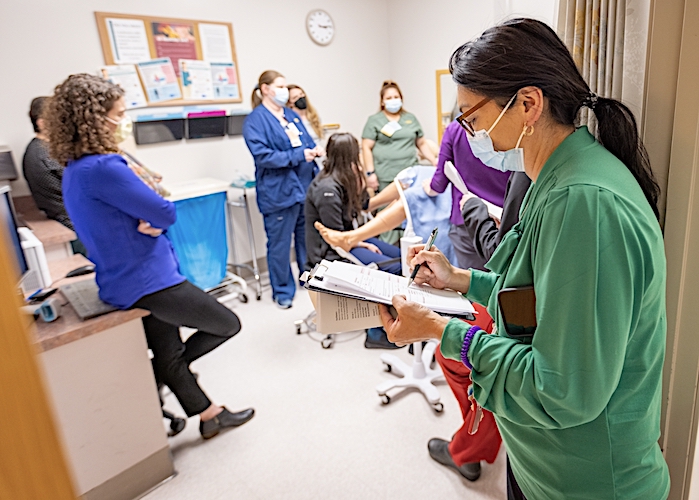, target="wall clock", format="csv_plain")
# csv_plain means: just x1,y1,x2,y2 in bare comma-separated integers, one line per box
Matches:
306,9,335,46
